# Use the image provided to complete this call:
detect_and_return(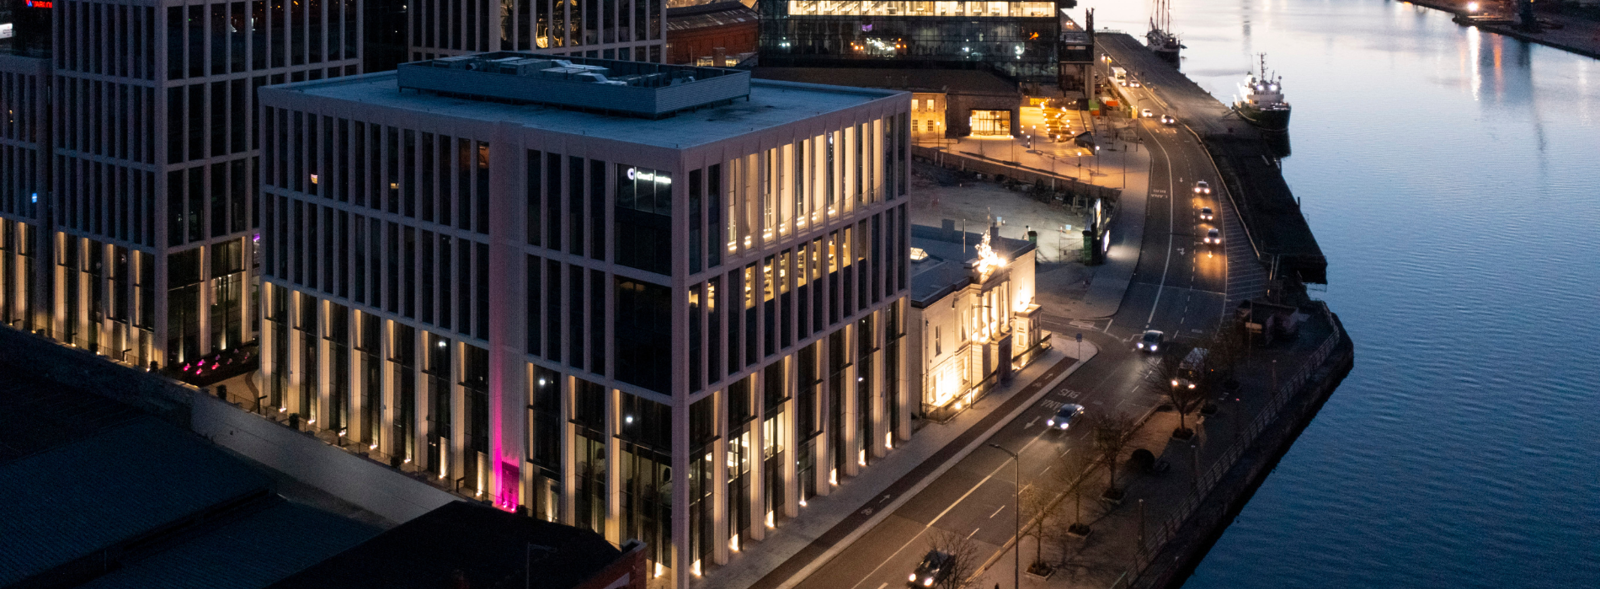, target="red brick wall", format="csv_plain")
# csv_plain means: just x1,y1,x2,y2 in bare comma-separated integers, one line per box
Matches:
666,21,758,64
